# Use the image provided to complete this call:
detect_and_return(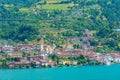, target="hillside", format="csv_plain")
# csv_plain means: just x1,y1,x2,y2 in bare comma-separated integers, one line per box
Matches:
0,0,120,52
